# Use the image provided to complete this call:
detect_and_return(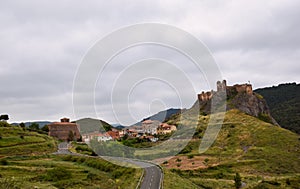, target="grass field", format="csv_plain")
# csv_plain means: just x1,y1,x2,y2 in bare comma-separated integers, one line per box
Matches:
0,123,142,189
0,125,57,157
162,109,300,189
0,155,142,189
